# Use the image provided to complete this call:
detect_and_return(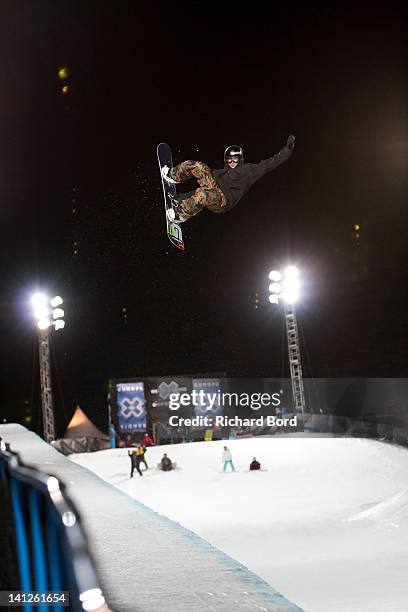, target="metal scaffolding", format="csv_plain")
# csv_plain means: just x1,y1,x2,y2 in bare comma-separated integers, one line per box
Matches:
38,328,55,442
284,303,306,414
